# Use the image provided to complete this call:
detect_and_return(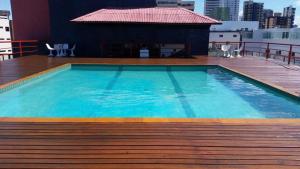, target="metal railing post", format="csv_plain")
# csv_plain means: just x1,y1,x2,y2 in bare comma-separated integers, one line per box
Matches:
265,43,270,59
19,41,23,57
242,42,246,56
288,44,293,65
